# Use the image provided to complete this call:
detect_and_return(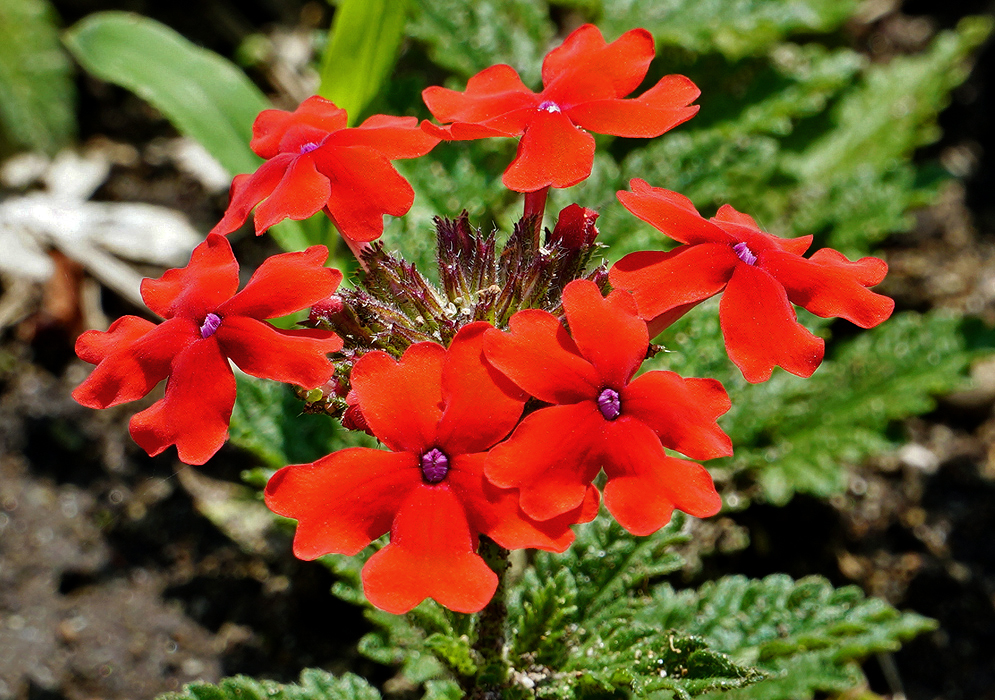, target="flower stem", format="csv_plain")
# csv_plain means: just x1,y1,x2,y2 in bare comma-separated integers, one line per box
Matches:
523,186,550,247
471,536,509,699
